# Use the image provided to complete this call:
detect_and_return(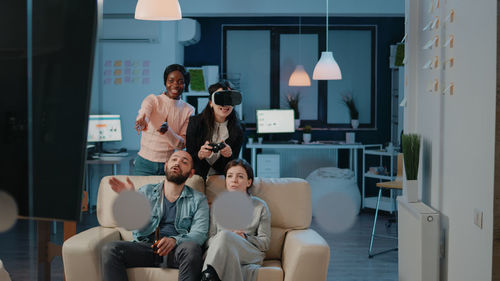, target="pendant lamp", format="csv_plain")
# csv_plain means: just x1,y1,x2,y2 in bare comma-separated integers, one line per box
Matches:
135,0,182,21
289,17,311,86
289,65,311,86
312,0,342,80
